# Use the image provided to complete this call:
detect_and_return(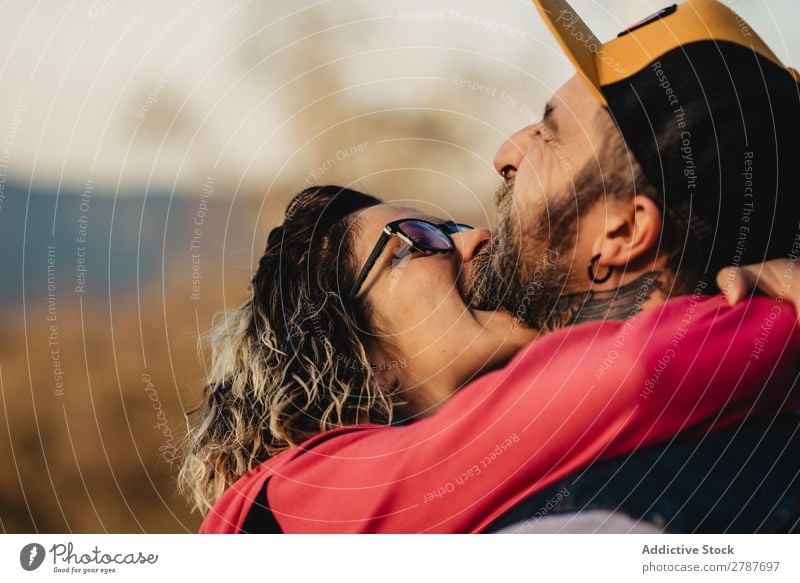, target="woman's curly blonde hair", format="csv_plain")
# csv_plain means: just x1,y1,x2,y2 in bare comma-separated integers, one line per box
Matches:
178,185,399,513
